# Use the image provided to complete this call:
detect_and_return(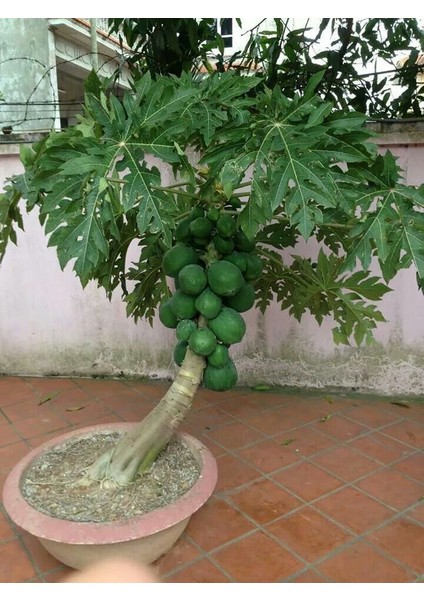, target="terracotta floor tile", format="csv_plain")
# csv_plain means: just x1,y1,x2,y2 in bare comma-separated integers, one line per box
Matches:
220,396,279,419
1,397,60,424
205,422,265,450
290,569,329,582
77,415,126,429
155,536,201,576
0,511,17,542
267,506,352,563
0,441,30,472
368,518,424,573
188,433,227,458
313,486,395,534
21,533,63,572
186,498,254,551
215,454,261,493
344,405,401,429
275,425,336,457
25,377,78,395
0,538,37,582
0,423,21,447
313,415,370,441
229,479,301,525
0,376,28,391
311,446,381,481
317,541,413,582
99,389,148,409
165,558,231,582
186,405,234,432
250,392,296,411
0,381,34,407
102,403,151,422
380,421,424,449
74,378,134,398
349,431,413,464
213,530,304,582
48,387,97,408
194,387,245,404
385,402,424,422
1,375,422,585
128,382,170,402
272,461,343,502
53,399,111,426
26,426,75,449
393,453,424,482
404,405,424,425
242,408,302,436
237,439,300,473
13,413,70,439
356,469,424,510
288,398,343,424
406,503,424,524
